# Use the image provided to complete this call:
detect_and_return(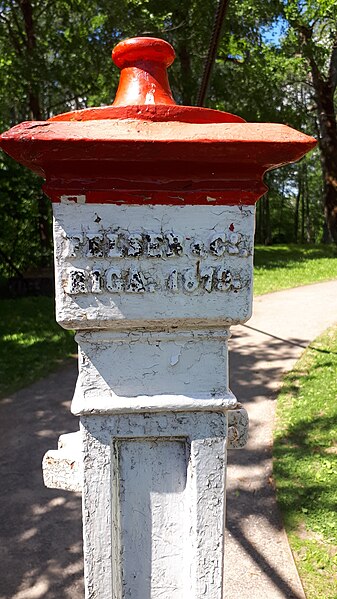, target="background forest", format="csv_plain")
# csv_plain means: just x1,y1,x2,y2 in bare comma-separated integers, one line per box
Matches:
0,0,336,281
